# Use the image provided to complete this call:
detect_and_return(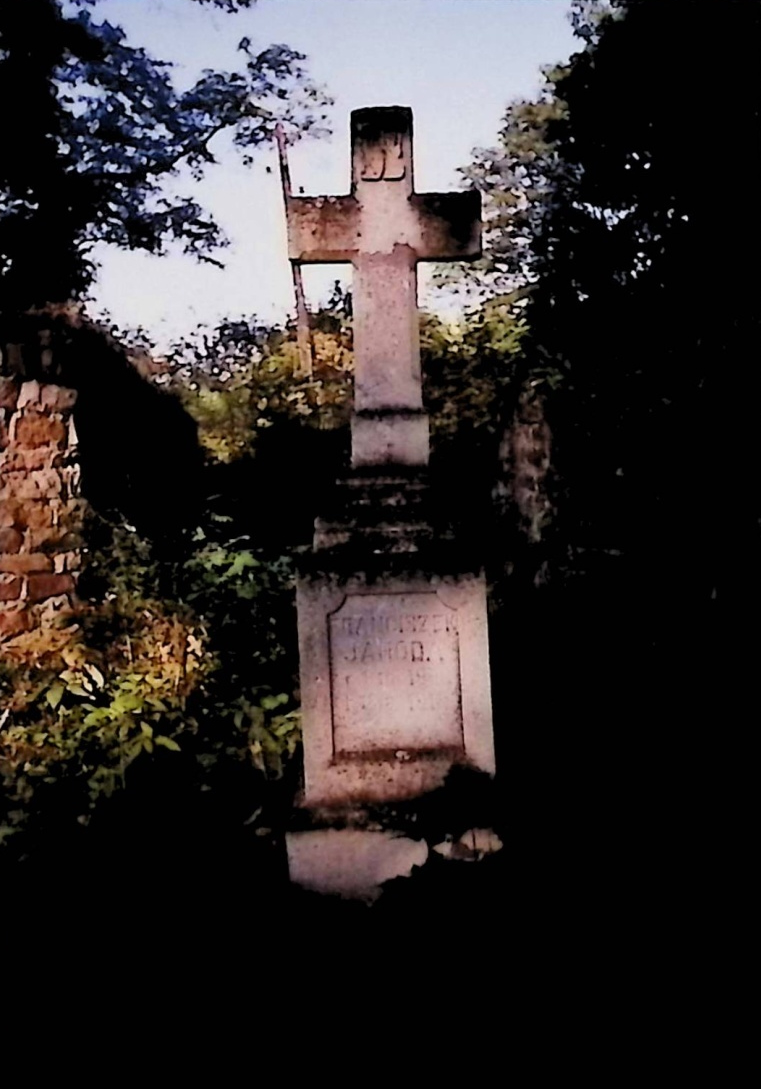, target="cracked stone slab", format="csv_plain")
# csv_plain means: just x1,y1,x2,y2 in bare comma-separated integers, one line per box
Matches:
286,828,428,901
